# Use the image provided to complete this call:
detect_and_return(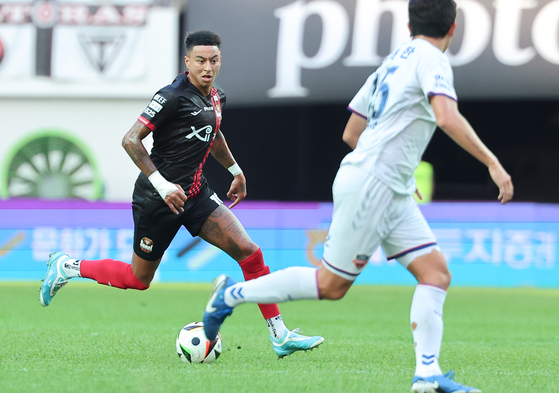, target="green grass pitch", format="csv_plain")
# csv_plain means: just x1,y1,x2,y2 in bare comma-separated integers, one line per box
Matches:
0,282,557,392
